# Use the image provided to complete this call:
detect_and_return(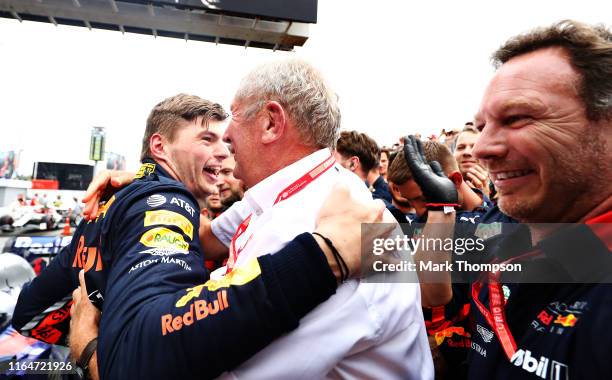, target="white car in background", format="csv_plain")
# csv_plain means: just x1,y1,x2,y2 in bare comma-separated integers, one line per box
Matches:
0,204,63,232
